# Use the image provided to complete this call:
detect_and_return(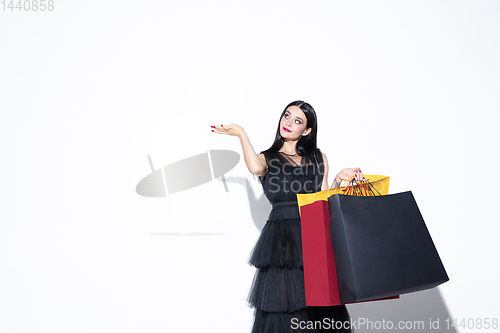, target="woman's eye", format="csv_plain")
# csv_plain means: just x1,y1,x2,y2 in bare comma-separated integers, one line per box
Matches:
284,114,301,124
